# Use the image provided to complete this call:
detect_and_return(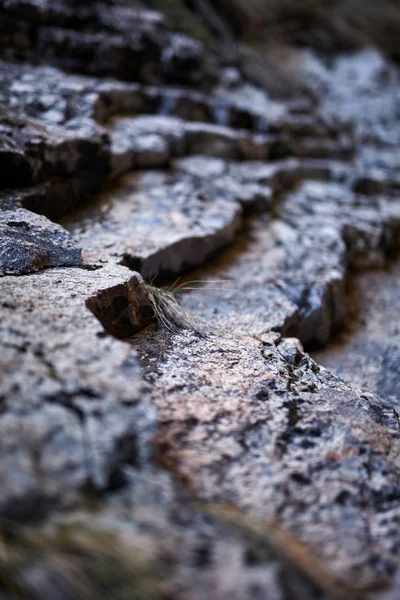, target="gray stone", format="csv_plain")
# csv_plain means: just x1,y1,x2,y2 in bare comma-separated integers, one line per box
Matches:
184,122,268,160
0,208,82,275
132,325,400,595
174,155,227,179
1,4,400,598
65,173,243,280
0,114,110,217
312,259,400,405
0,264,154,517
0,1,218,87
